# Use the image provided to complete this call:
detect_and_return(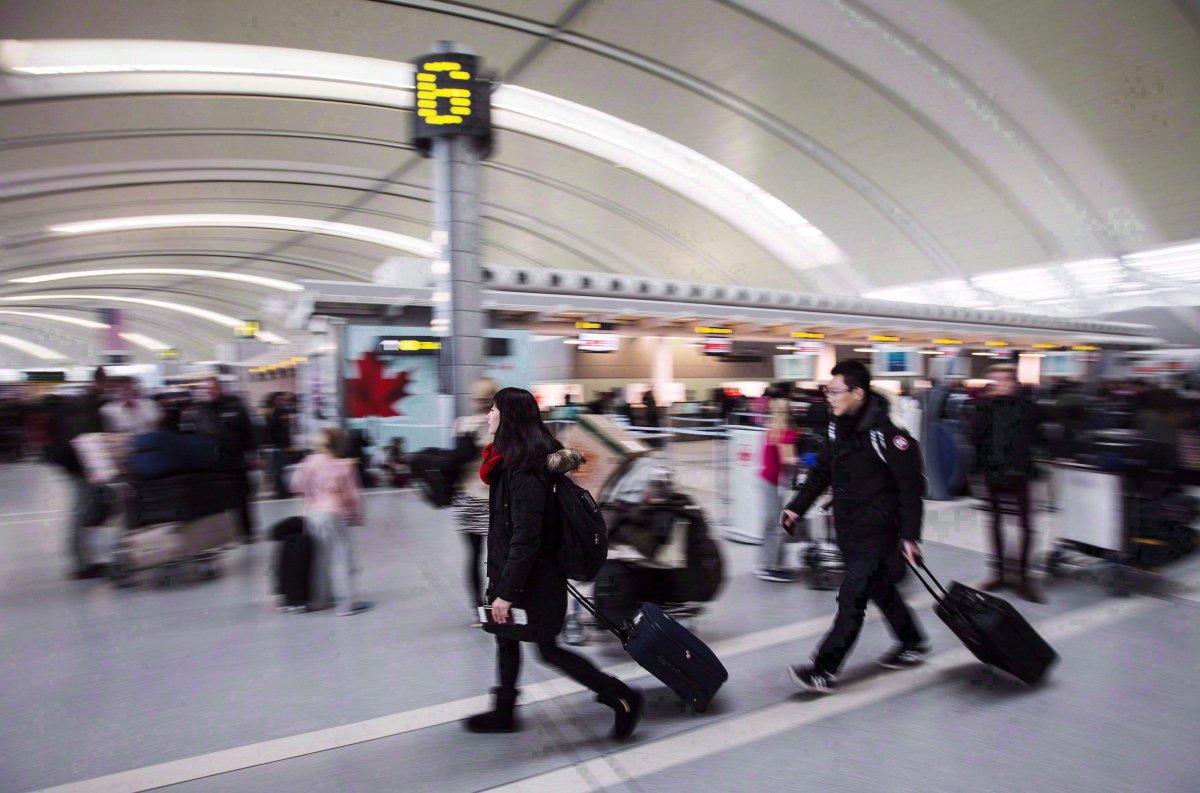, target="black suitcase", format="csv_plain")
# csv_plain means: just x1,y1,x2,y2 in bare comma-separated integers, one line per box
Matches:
275,533,314,608
568,583,728,712
909,559,1058,685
